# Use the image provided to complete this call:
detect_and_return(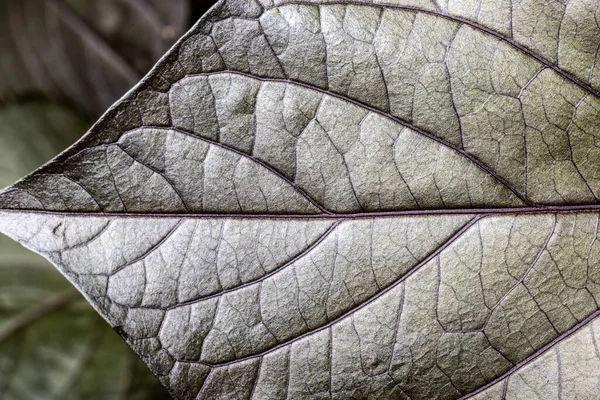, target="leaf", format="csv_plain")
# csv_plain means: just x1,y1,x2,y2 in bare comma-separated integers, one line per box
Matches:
0,0,189,119
0,100,87,188
3,0,600,398
470,314,600,399
0,101,171,400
